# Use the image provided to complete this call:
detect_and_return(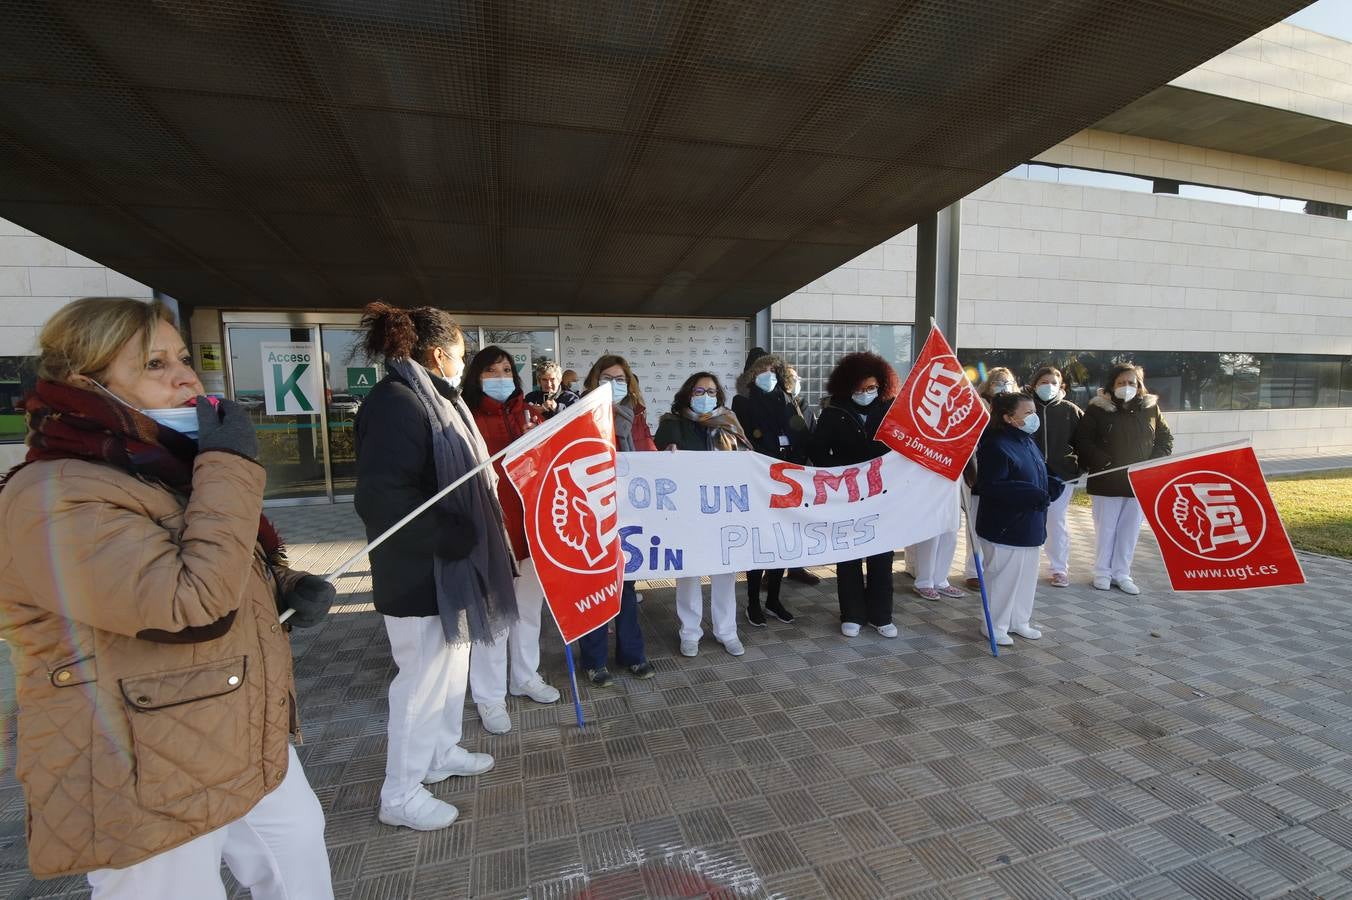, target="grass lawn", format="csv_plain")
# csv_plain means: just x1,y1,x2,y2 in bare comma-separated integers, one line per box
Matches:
1067,467,1352,559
